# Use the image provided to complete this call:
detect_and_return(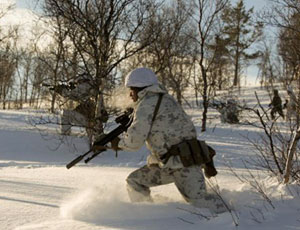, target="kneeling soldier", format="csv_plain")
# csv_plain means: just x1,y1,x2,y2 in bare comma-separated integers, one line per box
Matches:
110,67,226,213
